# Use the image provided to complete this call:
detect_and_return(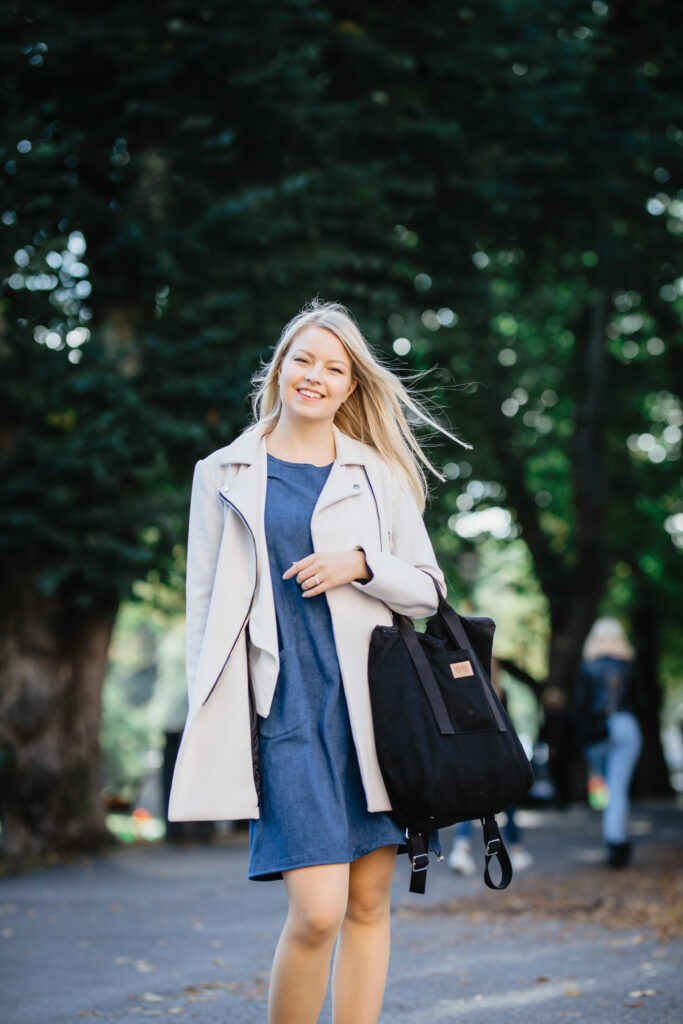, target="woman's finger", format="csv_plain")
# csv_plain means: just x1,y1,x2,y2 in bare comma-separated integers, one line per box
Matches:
302,579,325,597
282,554,315,580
